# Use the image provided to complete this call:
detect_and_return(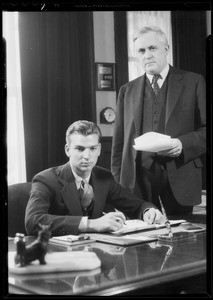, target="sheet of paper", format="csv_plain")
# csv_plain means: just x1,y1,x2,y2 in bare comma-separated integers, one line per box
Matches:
112,219,186,235
112,220,153,235
133,131,173,152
